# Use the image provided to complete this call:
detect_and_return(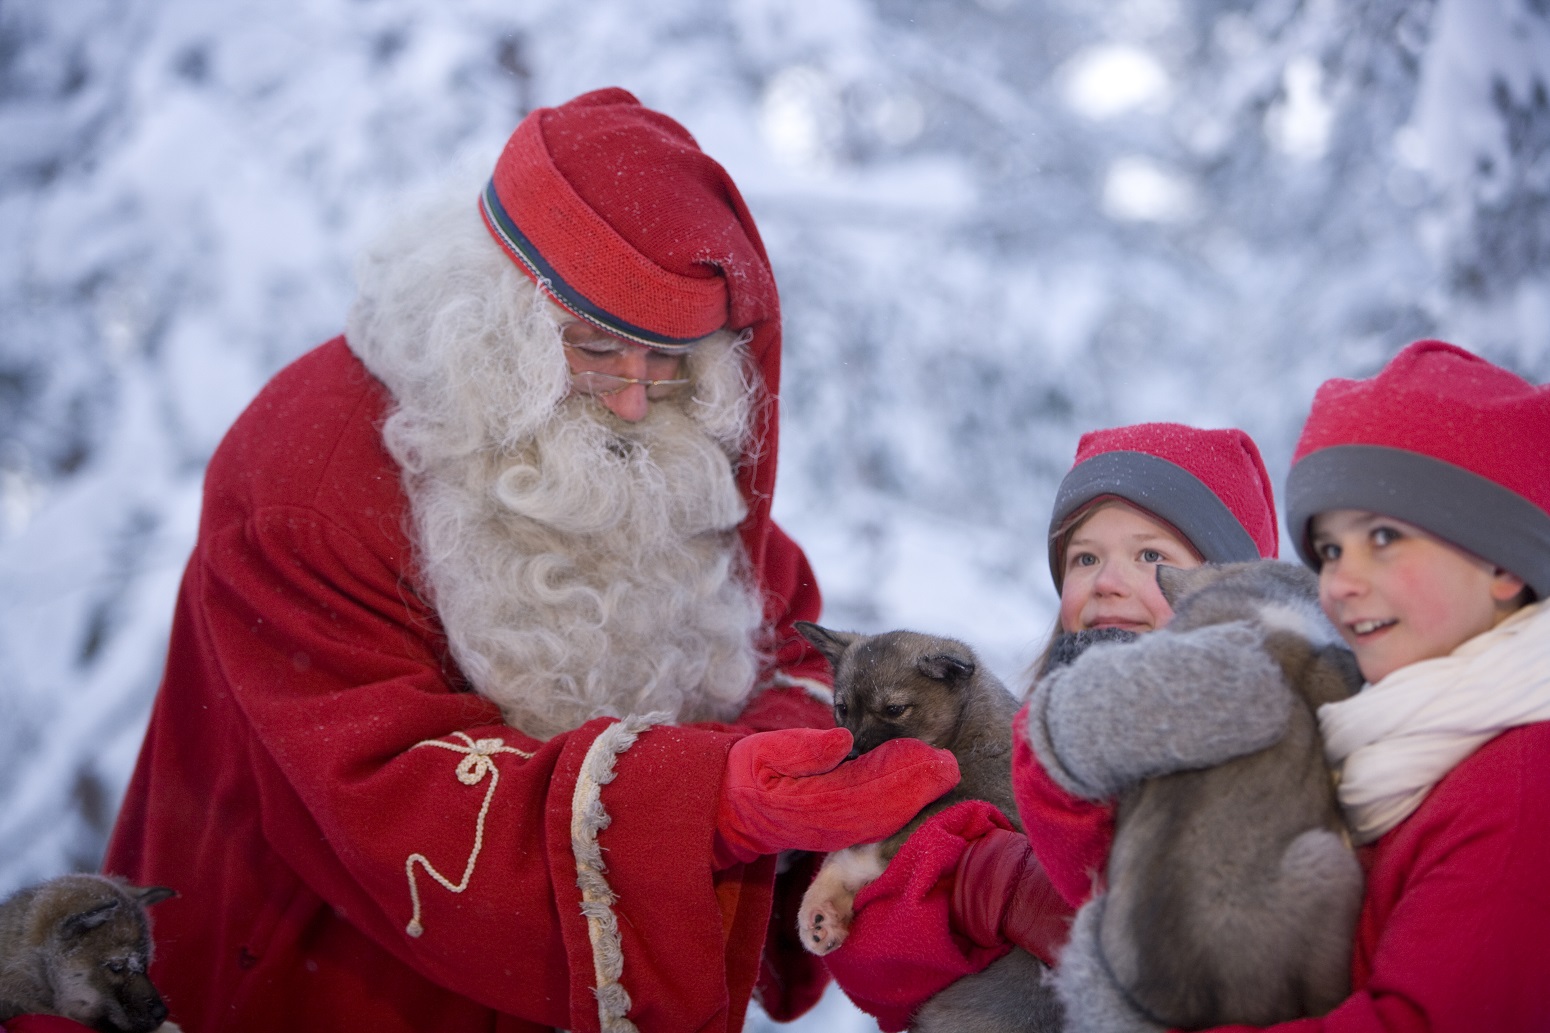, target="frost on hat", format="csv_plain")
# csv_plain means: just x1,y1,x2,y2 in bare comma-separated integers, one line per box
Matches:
479,87,779,356
1047,422,1279,589
1286,339,1550,597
